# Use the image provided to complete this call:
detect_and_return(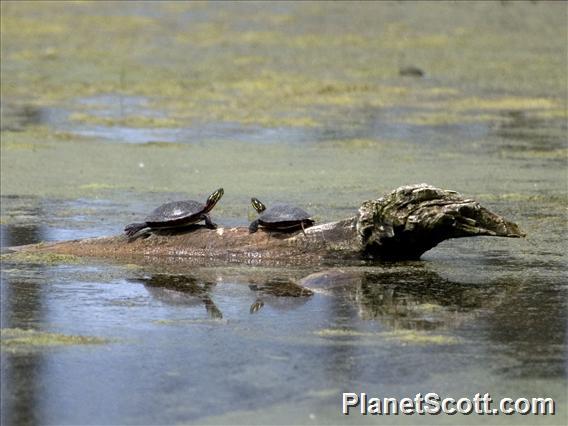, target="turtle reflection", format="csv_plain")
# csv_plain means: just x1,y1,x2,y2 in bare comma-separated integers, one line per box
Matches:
134,274,222,319
249,277,313,314
302,268,514,331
